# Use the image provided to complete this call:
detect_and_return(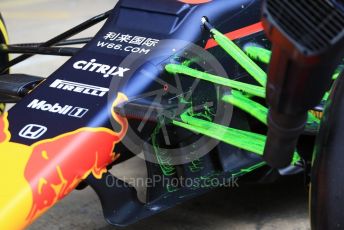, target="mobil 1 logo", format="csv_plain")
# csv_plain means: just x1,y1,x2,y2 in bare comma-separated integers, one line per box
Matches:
27,99,88,118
